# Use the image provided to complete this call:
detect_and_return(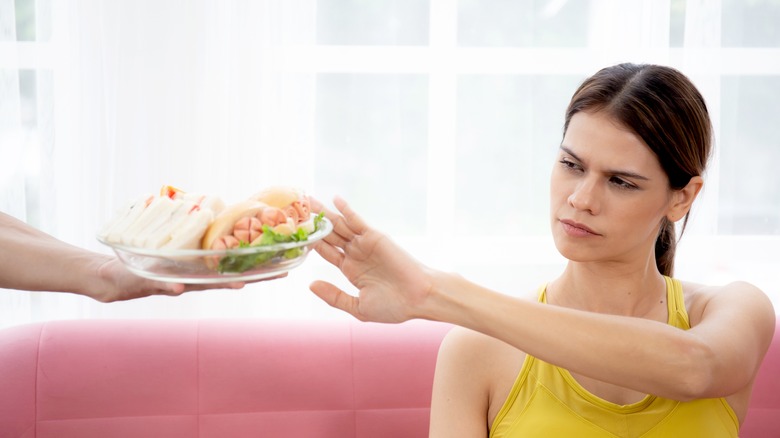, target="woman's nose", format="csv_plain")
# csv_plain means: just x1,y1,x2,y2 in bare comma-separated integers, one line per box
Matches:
568,178,600,215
